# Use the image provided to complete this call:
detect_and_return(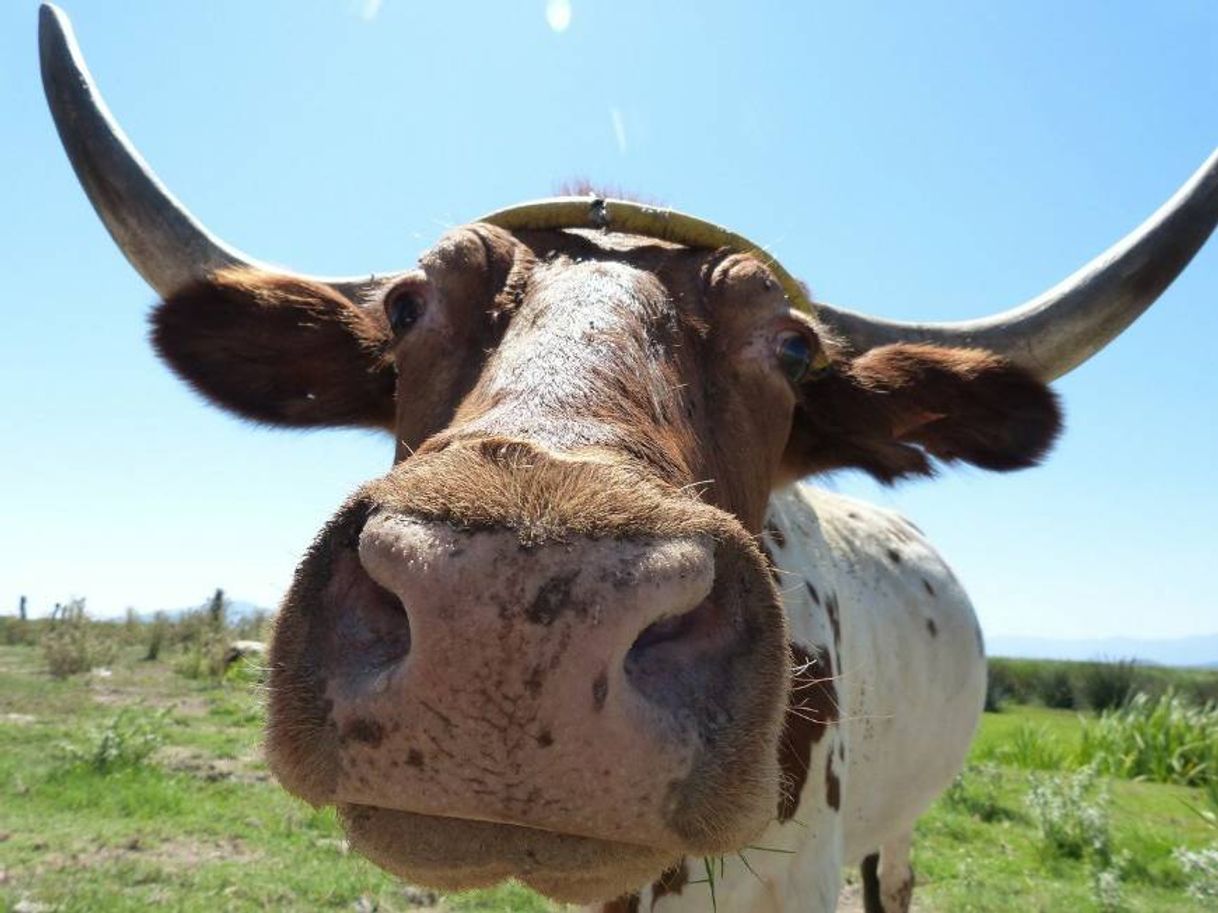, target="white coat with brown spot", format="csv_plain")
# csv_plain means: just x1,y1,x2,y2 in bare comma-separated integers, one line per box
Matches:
618,483,986,913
